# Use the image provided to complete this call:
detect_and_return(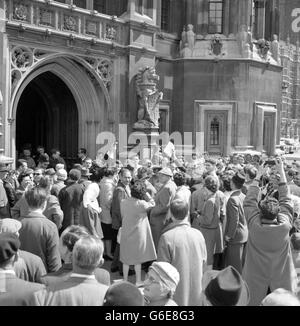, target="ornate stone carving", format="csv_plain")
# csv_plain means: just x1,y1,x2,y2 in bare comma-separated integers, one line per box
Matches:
256,38,271,60
186,24,195,51
134,67,163,130
64,15,77,32
83,57,113,89
209,34,225,57
105,25,117,41
13,3,28,21
11,46,33,70
39,9,53,27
